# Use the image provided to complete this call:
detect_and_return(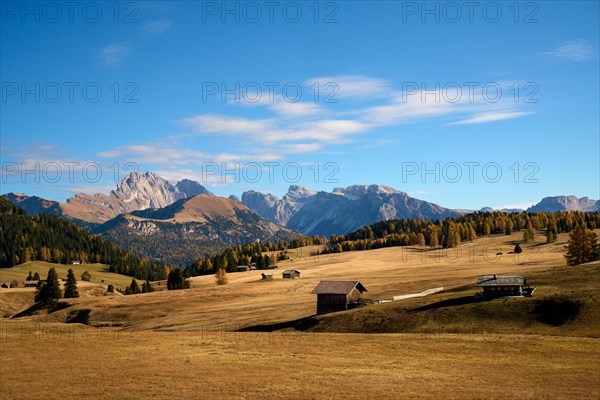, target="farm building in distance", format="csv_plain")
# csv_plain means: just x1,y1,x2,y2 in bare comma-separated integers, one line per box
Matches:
23,280,39,288
476,275,533,297
237,265,249,272
282,269,301,279
261,272,273,280
311,281,368,314
1,282,12,288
